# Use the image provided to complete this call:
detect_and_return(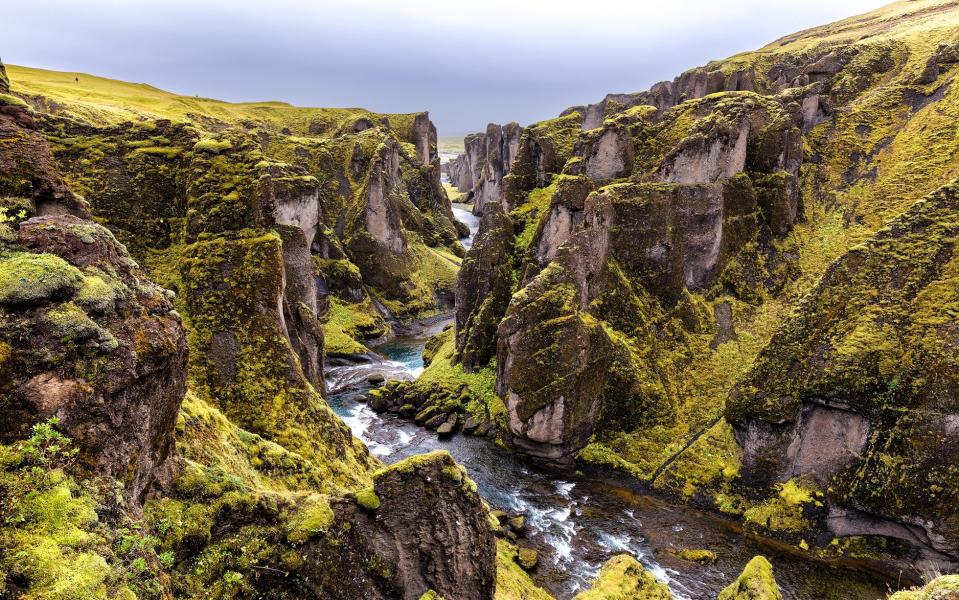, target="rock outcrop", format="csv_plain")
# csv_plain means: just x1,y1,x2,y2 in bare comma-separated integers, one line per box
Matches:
446,123,523,215
573,554,672,599
454,202,516,371
492,92,803,461
0,78,188,503
727,182,959,571
300,452,496,600
0,214,188,504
